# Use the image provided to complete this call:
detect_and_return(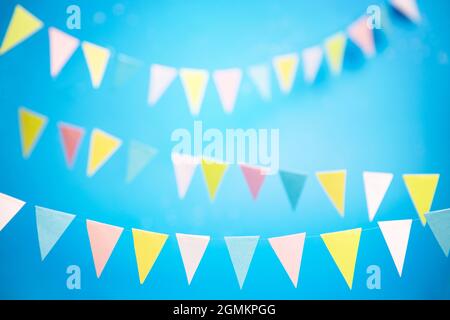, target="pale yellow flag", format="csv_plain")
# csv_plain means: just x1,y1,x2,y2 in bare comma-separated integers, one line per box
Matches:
324,32,347,75
179,68,209,115
272,53,299,94
87,129,122,177
18,107,47,158
201,158,228,201
403,174,439,225
316,170,347,216
82,41,110,89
